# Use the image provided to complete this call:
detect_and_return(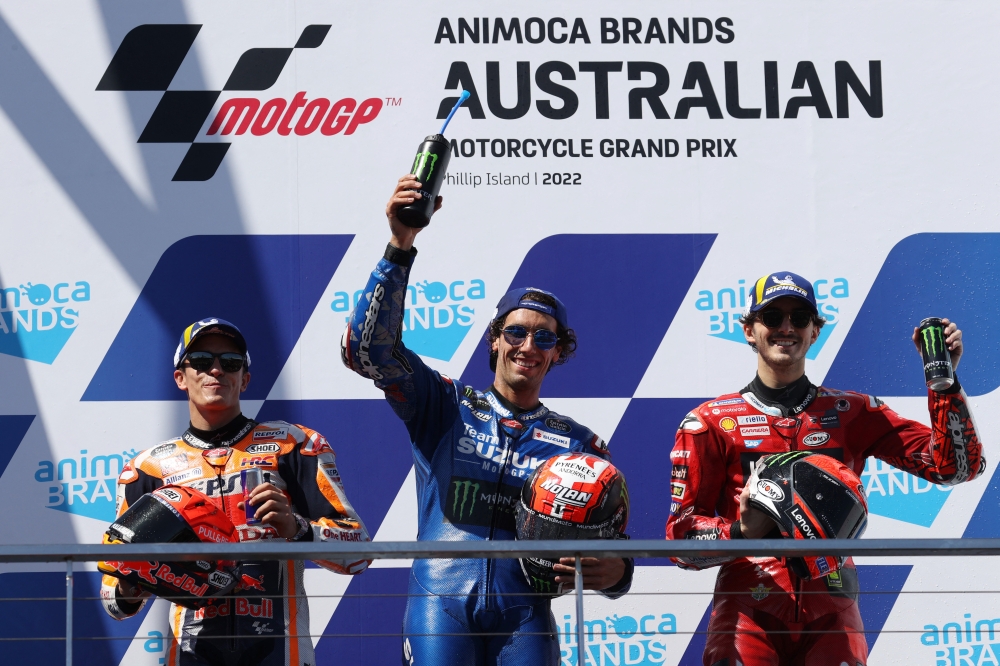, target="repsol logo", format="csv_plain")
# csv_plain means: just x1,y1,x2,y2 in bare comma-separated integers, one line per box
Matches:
97,24,393,181
0,281,90,364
